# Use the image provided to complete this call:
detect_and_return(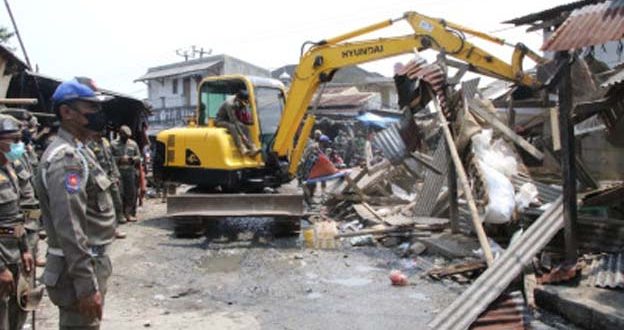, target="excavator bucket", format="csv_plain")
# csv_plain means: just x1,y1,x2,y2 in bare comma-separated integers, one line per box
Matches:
166,193,304,219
